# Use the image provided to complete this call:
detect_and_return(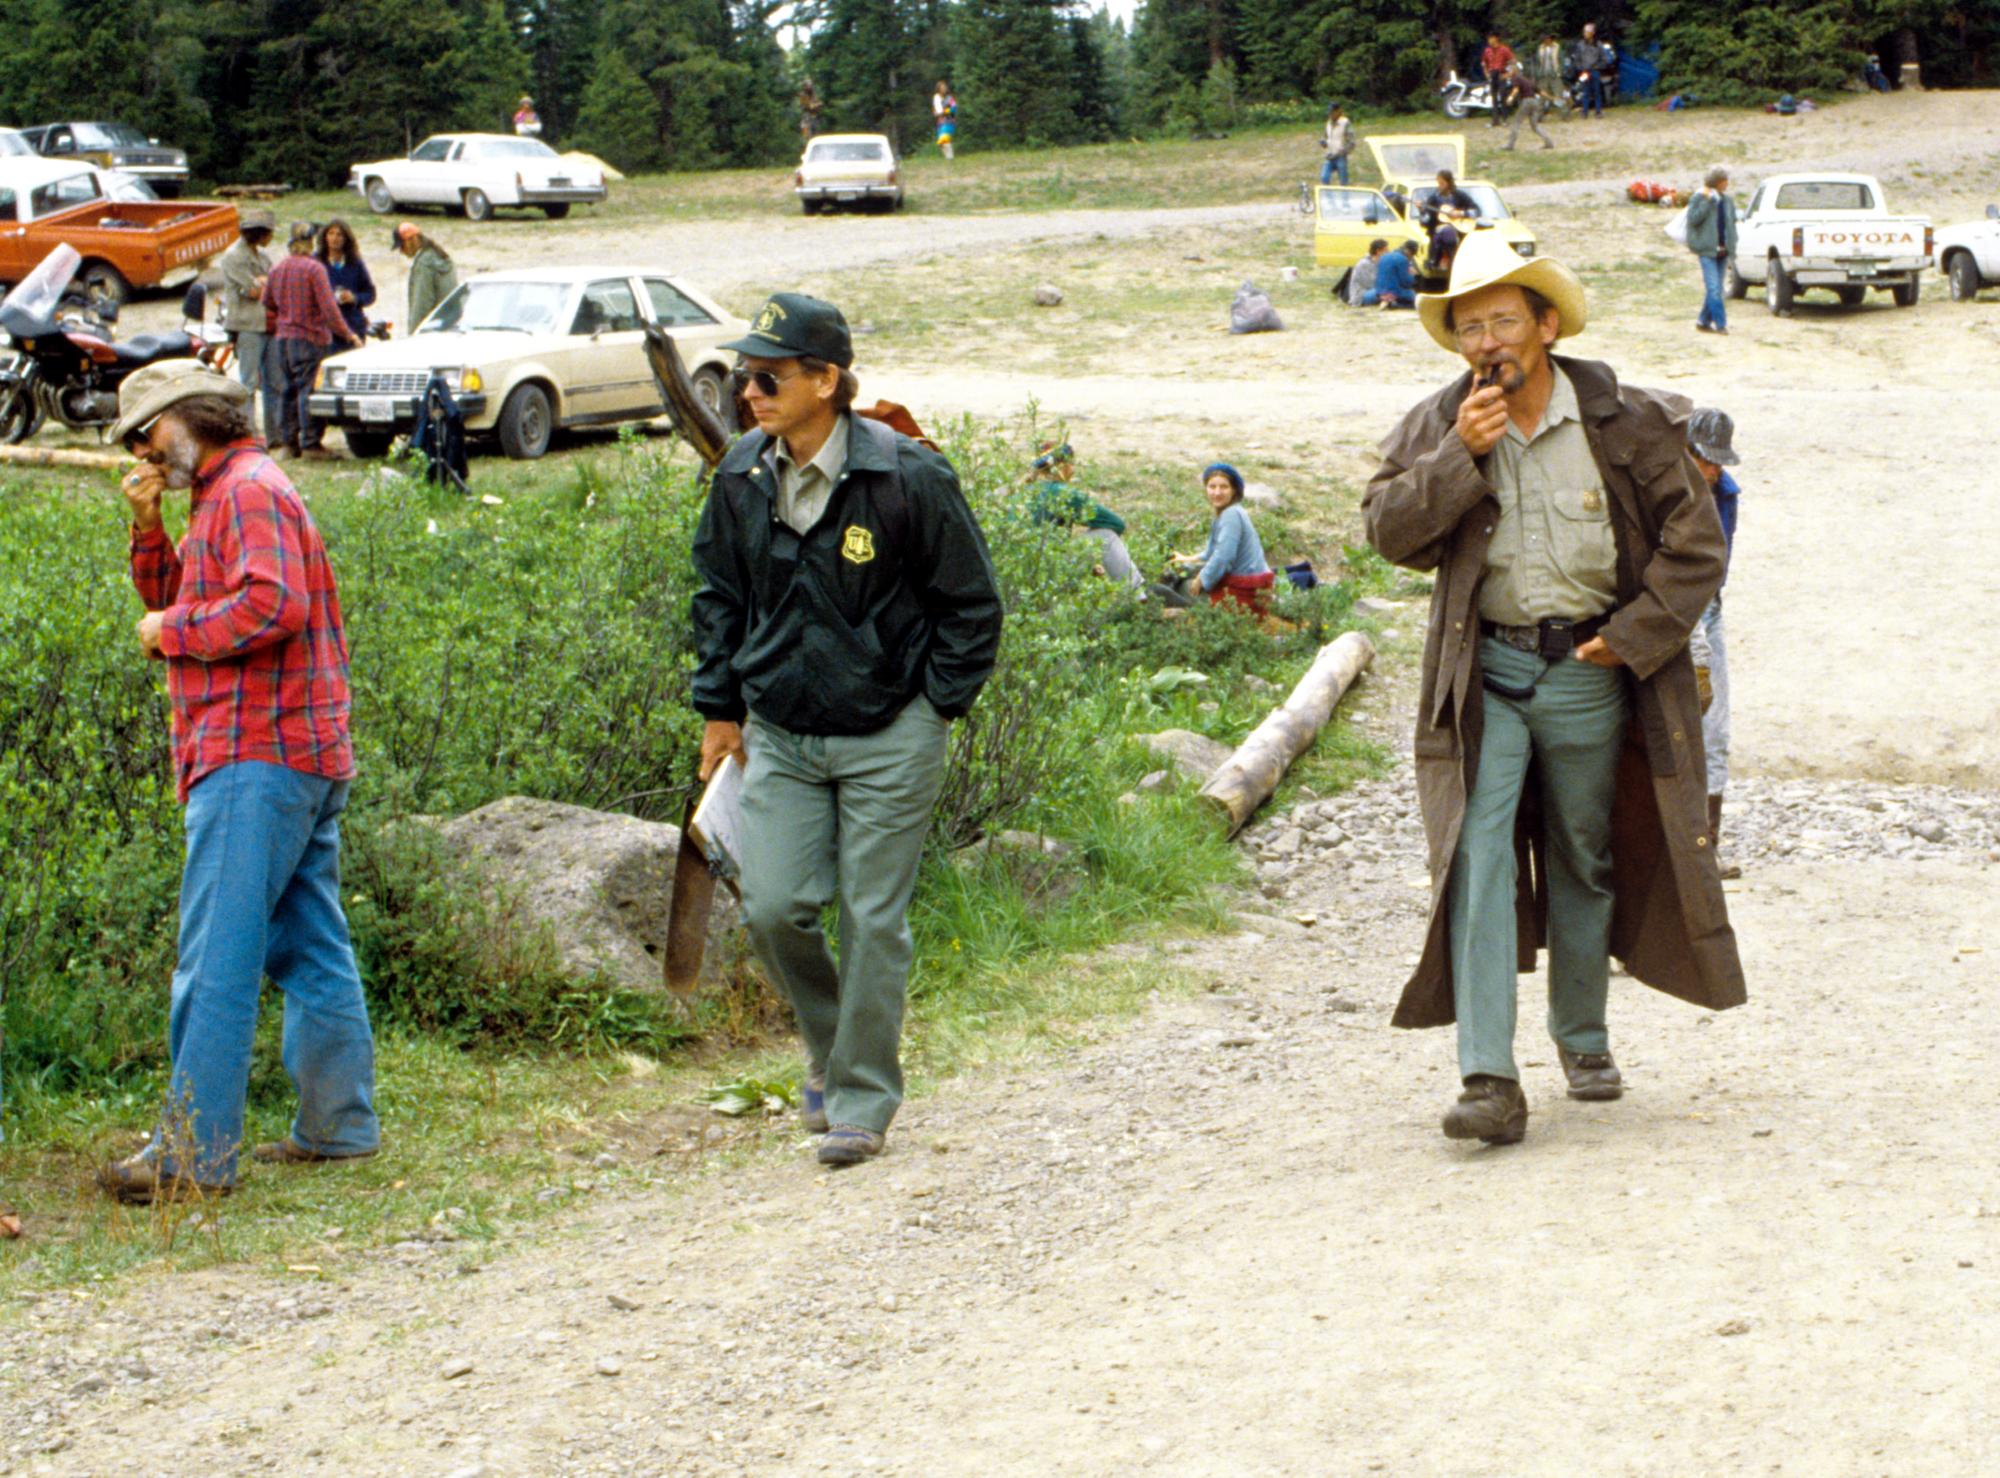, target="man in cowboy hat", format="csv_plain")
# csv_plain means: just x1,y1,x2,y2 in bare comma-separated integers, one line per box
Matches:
100,360,379,1203
689,292,1001,1166
1363,231,1744,1146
